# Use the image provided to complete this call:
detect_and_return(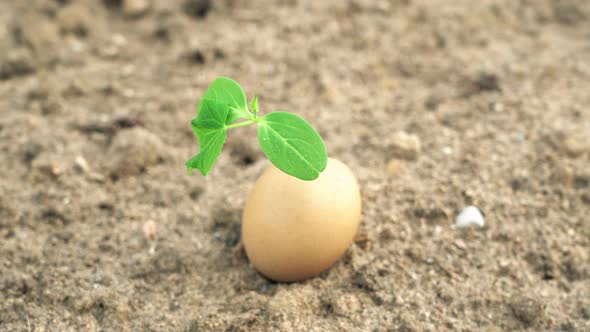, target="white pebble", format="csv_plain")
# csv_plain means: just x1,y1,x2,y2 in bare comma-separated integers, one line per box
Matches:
74,155,90,173
455,206,485,228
